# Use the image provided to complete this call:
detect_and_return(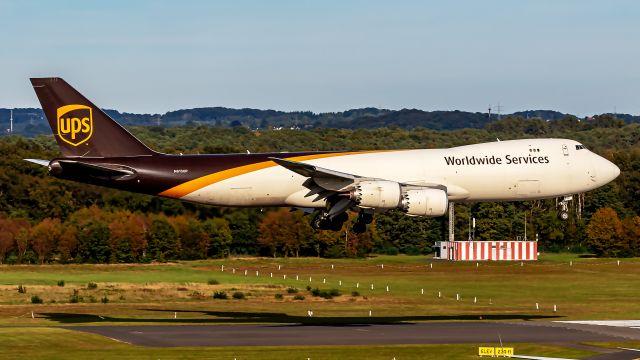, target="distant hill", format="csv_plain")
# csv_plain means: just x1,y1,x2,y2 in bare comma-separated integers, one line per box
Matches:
0,106,638,137
342,109,490,130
